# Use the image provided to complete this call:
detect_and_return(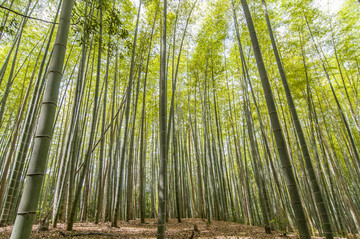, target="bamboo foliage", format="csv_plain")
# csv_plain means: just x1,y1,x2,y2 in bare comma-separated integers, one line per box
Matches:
0,0,359,238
